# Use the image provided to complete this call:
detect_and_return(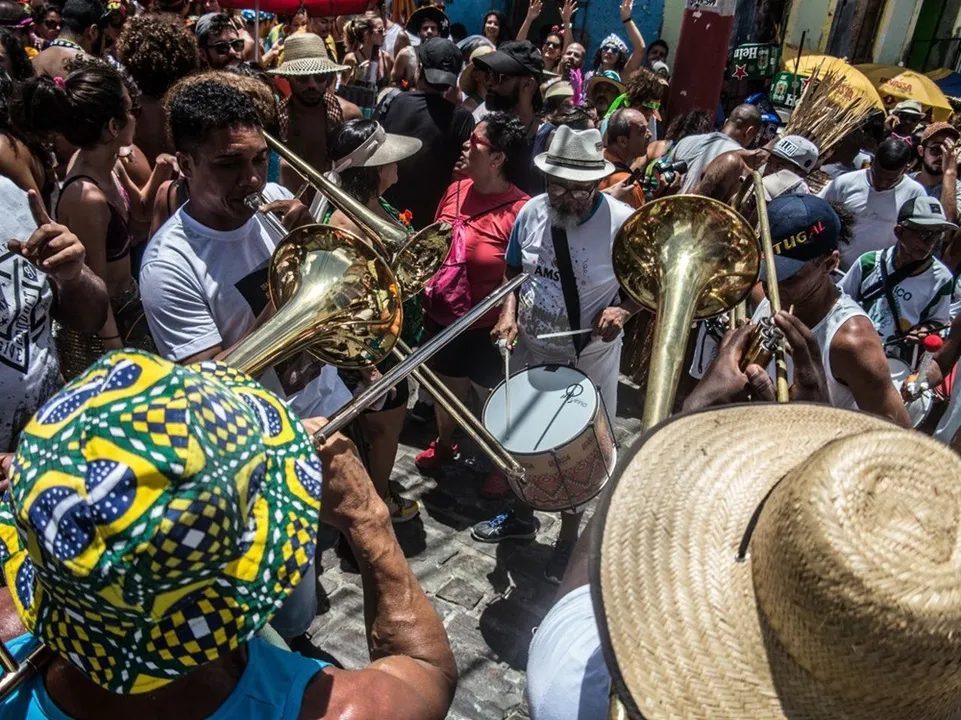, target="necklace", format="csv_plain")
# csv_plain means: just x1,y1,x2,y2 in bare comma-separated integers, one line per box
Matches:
49,38,80,49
